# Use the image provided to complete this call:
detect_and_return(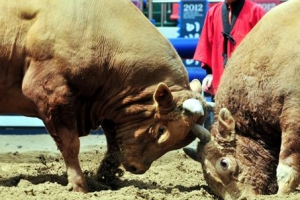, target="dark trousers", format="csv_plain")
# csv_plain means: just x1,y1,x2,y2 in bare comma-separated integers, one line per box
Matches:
204,95,215,129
